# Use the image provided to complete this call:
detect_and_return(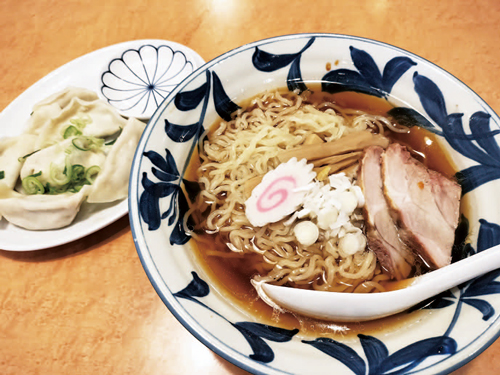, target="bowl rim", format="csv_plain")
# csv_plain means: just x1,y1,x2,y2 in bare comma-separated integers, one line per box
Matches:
129,33,500,375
